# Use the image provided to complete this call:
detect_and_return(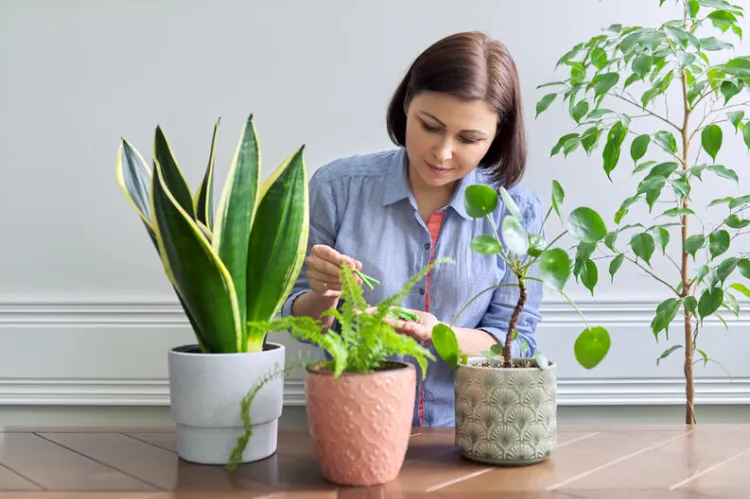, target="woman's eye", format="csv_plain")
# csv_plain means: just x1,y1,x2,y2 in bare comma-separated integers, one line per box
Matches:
460,136,480,144
420,121,441,132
